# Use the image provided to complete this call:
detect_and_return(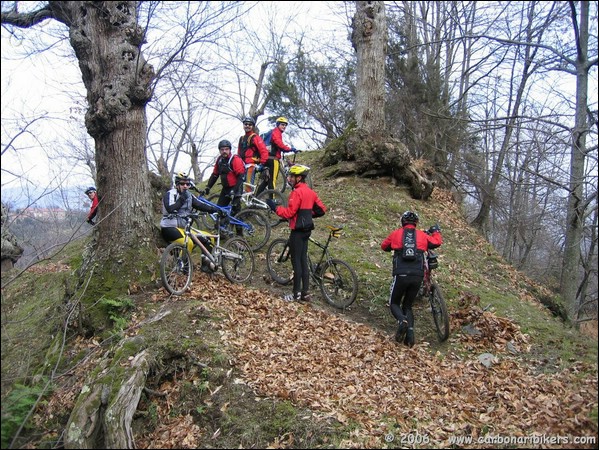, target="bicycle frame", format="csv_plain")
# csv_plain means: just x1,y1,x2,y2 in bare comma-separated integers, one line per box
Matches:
196,195,254,234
